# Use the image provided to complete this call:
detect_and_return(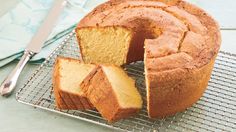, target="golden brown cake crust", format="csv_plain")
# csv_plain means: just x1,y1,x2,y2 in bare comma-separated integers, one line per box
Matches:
80,66,140,122
76,0,221,118
53,57,94,110
77,0,221,67
147,55,216,118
